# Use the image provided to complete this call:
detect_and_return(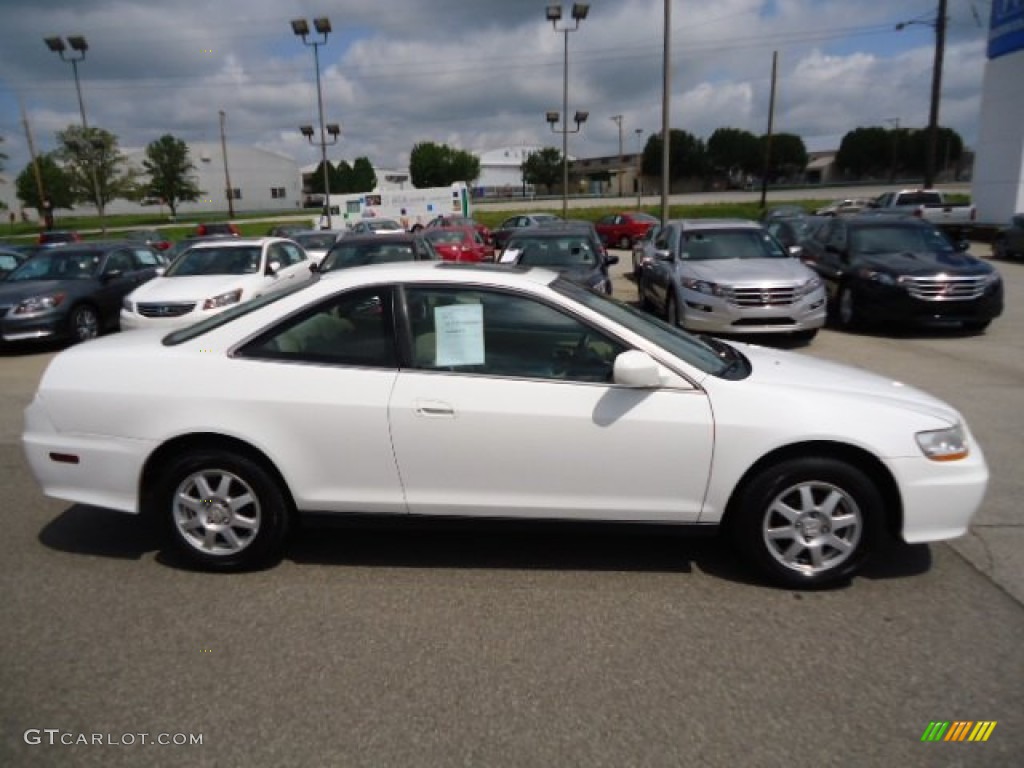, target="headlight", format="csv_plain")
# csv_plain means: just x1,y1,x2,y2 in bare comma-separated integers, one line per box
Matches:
202,289,242,310
916,423,968,461
681,278,724,296
14,293,66,314
796,276,822,297
122,298,133,312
